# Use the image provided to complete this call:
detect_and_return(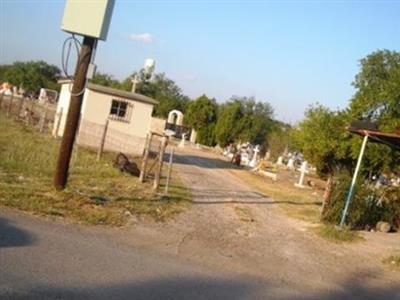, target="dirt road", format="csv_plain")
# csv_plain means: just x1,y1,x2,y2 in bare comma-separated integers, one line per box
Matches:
131,146,400,298
1,146,399,299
